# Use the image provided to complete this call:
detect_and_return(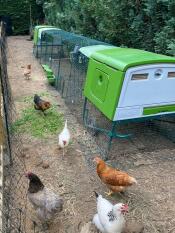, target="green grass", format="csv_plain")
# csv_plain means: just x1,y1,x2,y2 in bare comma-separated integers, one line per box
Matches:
11,94,64,138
